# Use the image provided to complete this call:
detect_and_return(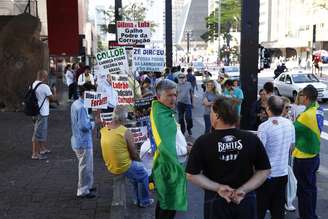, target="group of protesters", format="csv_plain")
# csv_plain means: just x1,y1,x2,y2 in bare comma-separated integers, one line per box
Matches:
29,64,323,219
